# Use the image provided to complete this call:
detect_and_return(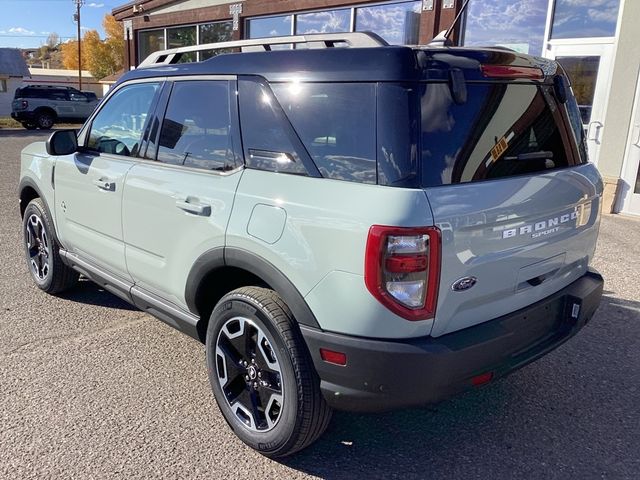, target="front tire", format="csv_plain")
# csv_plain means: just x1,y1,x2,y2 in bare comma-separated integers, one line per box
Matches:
206,287,332,458
22,198,78,294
